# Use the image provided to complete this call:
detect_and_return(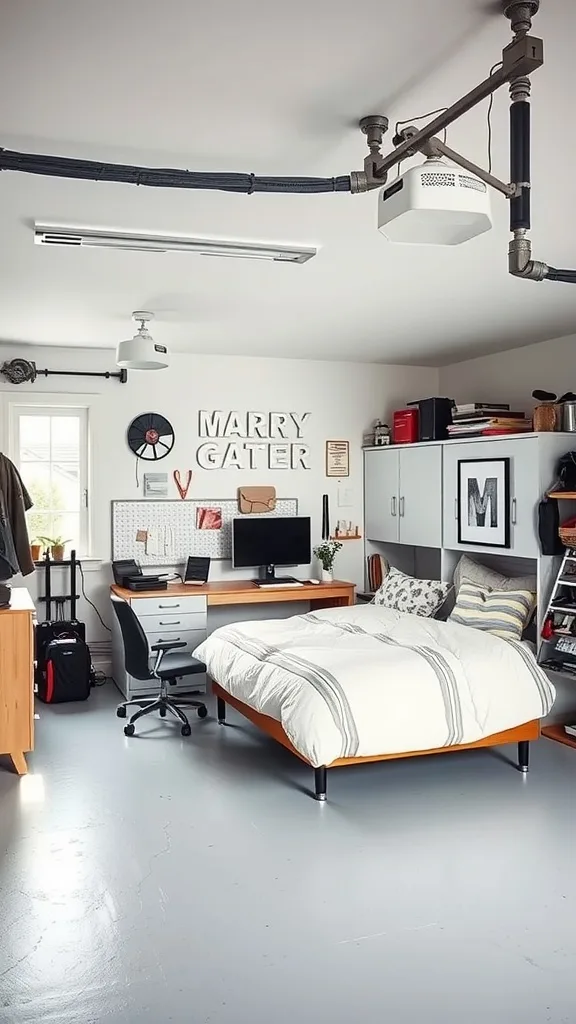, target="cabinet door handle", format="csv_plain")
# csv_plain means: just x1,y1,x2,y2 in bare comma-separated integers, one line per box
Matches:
399,497,405,517
391,496,397,517
156,637,181,643
511,498,517,525
454,498,458,520
158,620,181,626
